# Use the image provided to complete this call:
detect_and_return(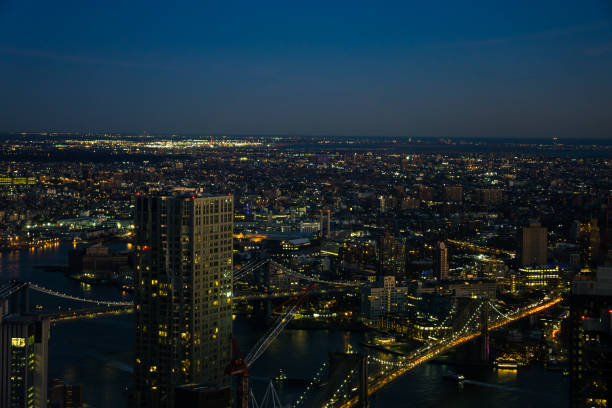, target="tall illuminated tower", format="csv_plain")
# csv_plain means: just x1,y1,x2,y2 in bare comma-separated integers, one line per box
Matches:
435,241,449,281
133,191,234,408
